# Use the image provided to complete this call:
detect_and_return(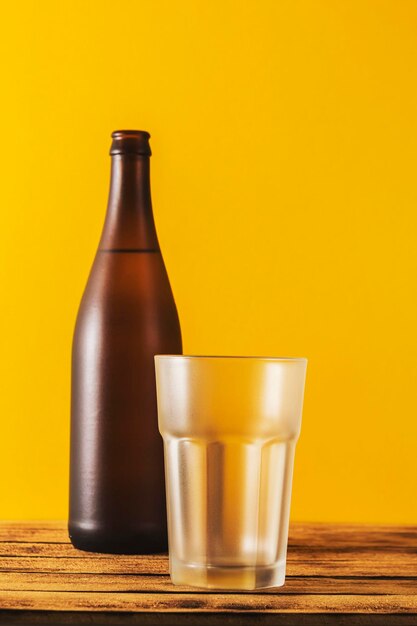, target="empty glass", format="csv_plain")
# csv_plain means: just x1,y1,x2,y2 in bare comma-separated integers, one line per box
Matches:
154,355,307,590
